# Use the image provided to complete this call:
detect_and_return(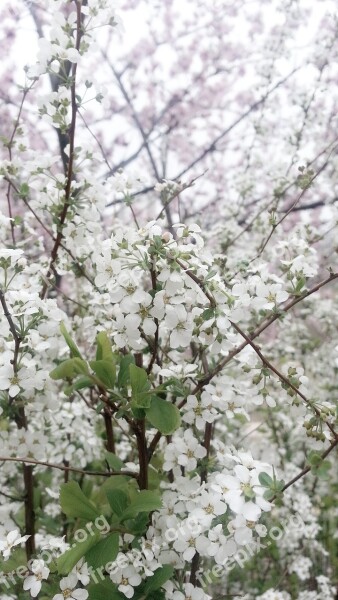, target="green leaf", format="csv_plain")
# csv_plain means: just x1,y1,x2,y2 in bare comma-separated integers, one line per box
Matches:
133,394,152,409
124,512,149,536
106,489,129,517
49,357,89,380
105,452,126,472
145,396,181,434
90,360,116,388
120,490,162,521
60,321,83,358
96,331,114,361
130,364,150,396
88,580,124,600
294,277,306,295
143,566,174,593
85,532,119,569
131,405,147,418
310,459,331,480
19,182,30,199
201,308,215,320
263,489,274,501
129,364,153,408
60,481,99,521
307,451,322,467
117,355,135,388
0,548,27,573
274,479,285,492
65,375,95,395
57,534,100,575
258,472,273,488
